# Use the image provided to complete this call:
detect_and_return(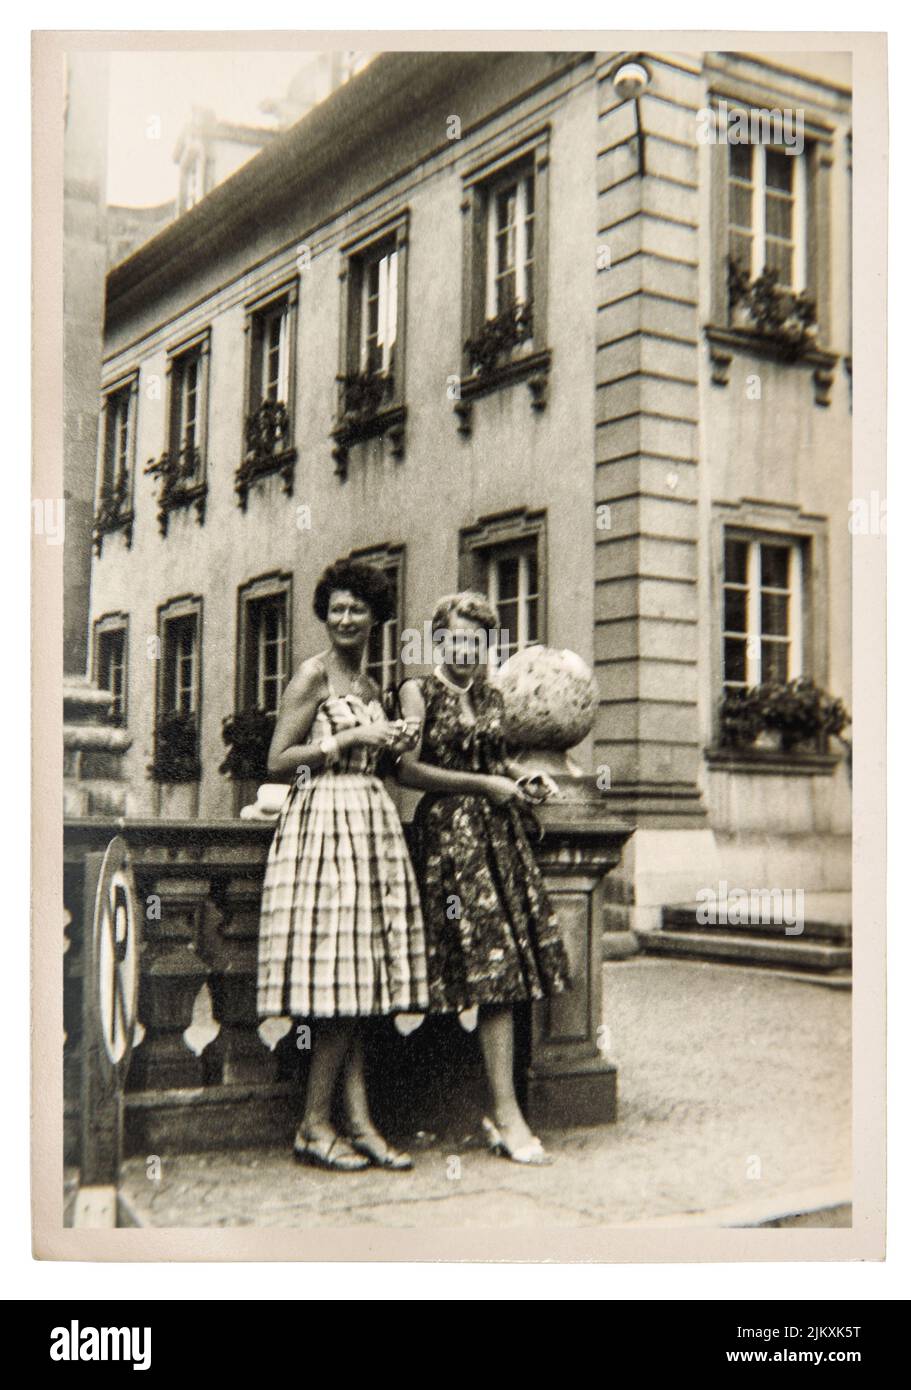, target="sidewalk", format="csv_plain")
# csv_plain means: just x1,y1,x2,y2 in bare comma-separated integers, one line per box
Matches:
119,958,851,1229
